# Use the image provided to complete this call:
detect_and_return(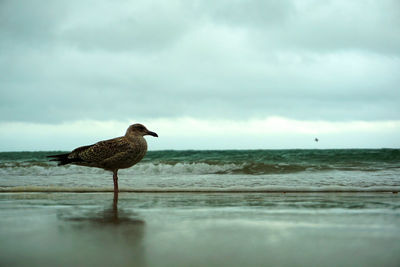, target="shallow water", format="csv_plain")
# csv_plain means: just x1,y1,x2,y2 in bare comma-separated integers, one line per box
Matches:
0,192,399,267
